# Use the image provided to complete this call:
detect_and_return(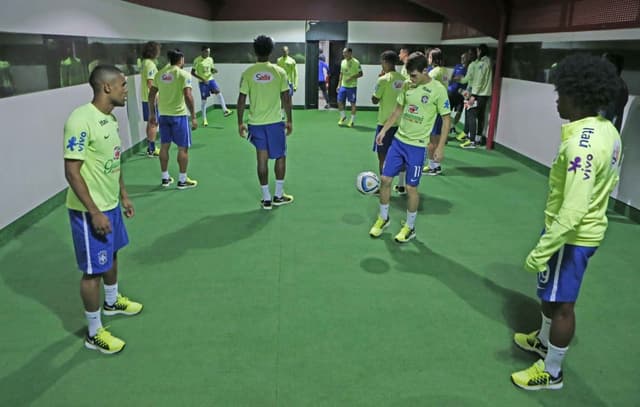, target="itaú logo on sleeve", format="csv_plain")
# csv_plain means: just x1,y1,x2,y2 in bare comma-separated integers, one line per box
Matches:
393,80,404,89
161,73,174,83
254,72,273,83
